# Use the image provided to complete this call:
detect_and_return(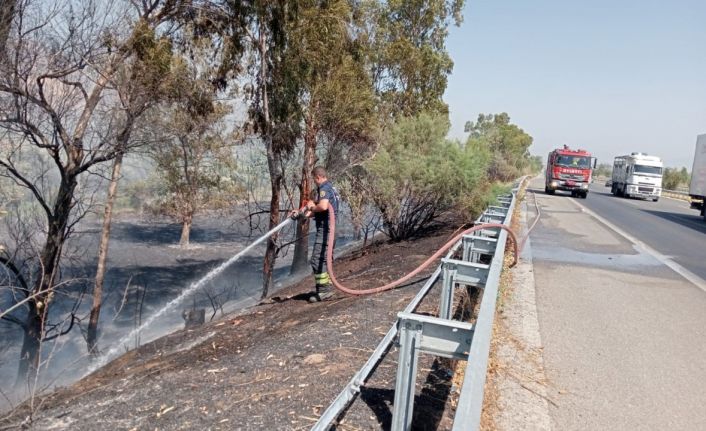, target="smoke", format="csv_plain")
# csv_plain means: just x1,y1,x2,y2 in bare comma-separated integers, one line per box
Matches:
0,203,359,413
